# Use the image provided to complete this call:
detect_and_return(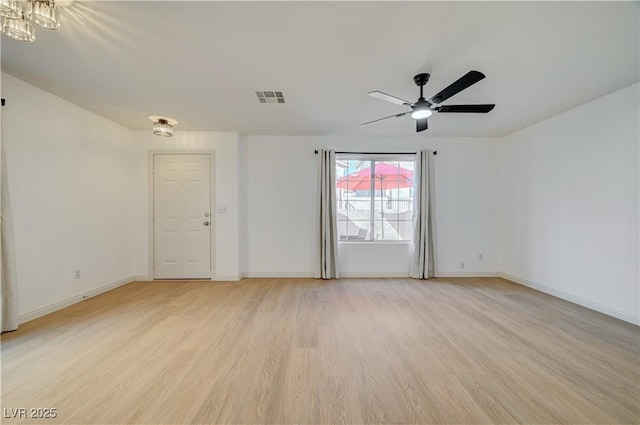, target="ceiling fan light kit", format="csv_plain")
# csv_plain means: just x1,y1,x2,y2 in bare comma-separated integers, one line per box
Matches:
362,70,496,132
410,104,433,120
0,0,61,43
